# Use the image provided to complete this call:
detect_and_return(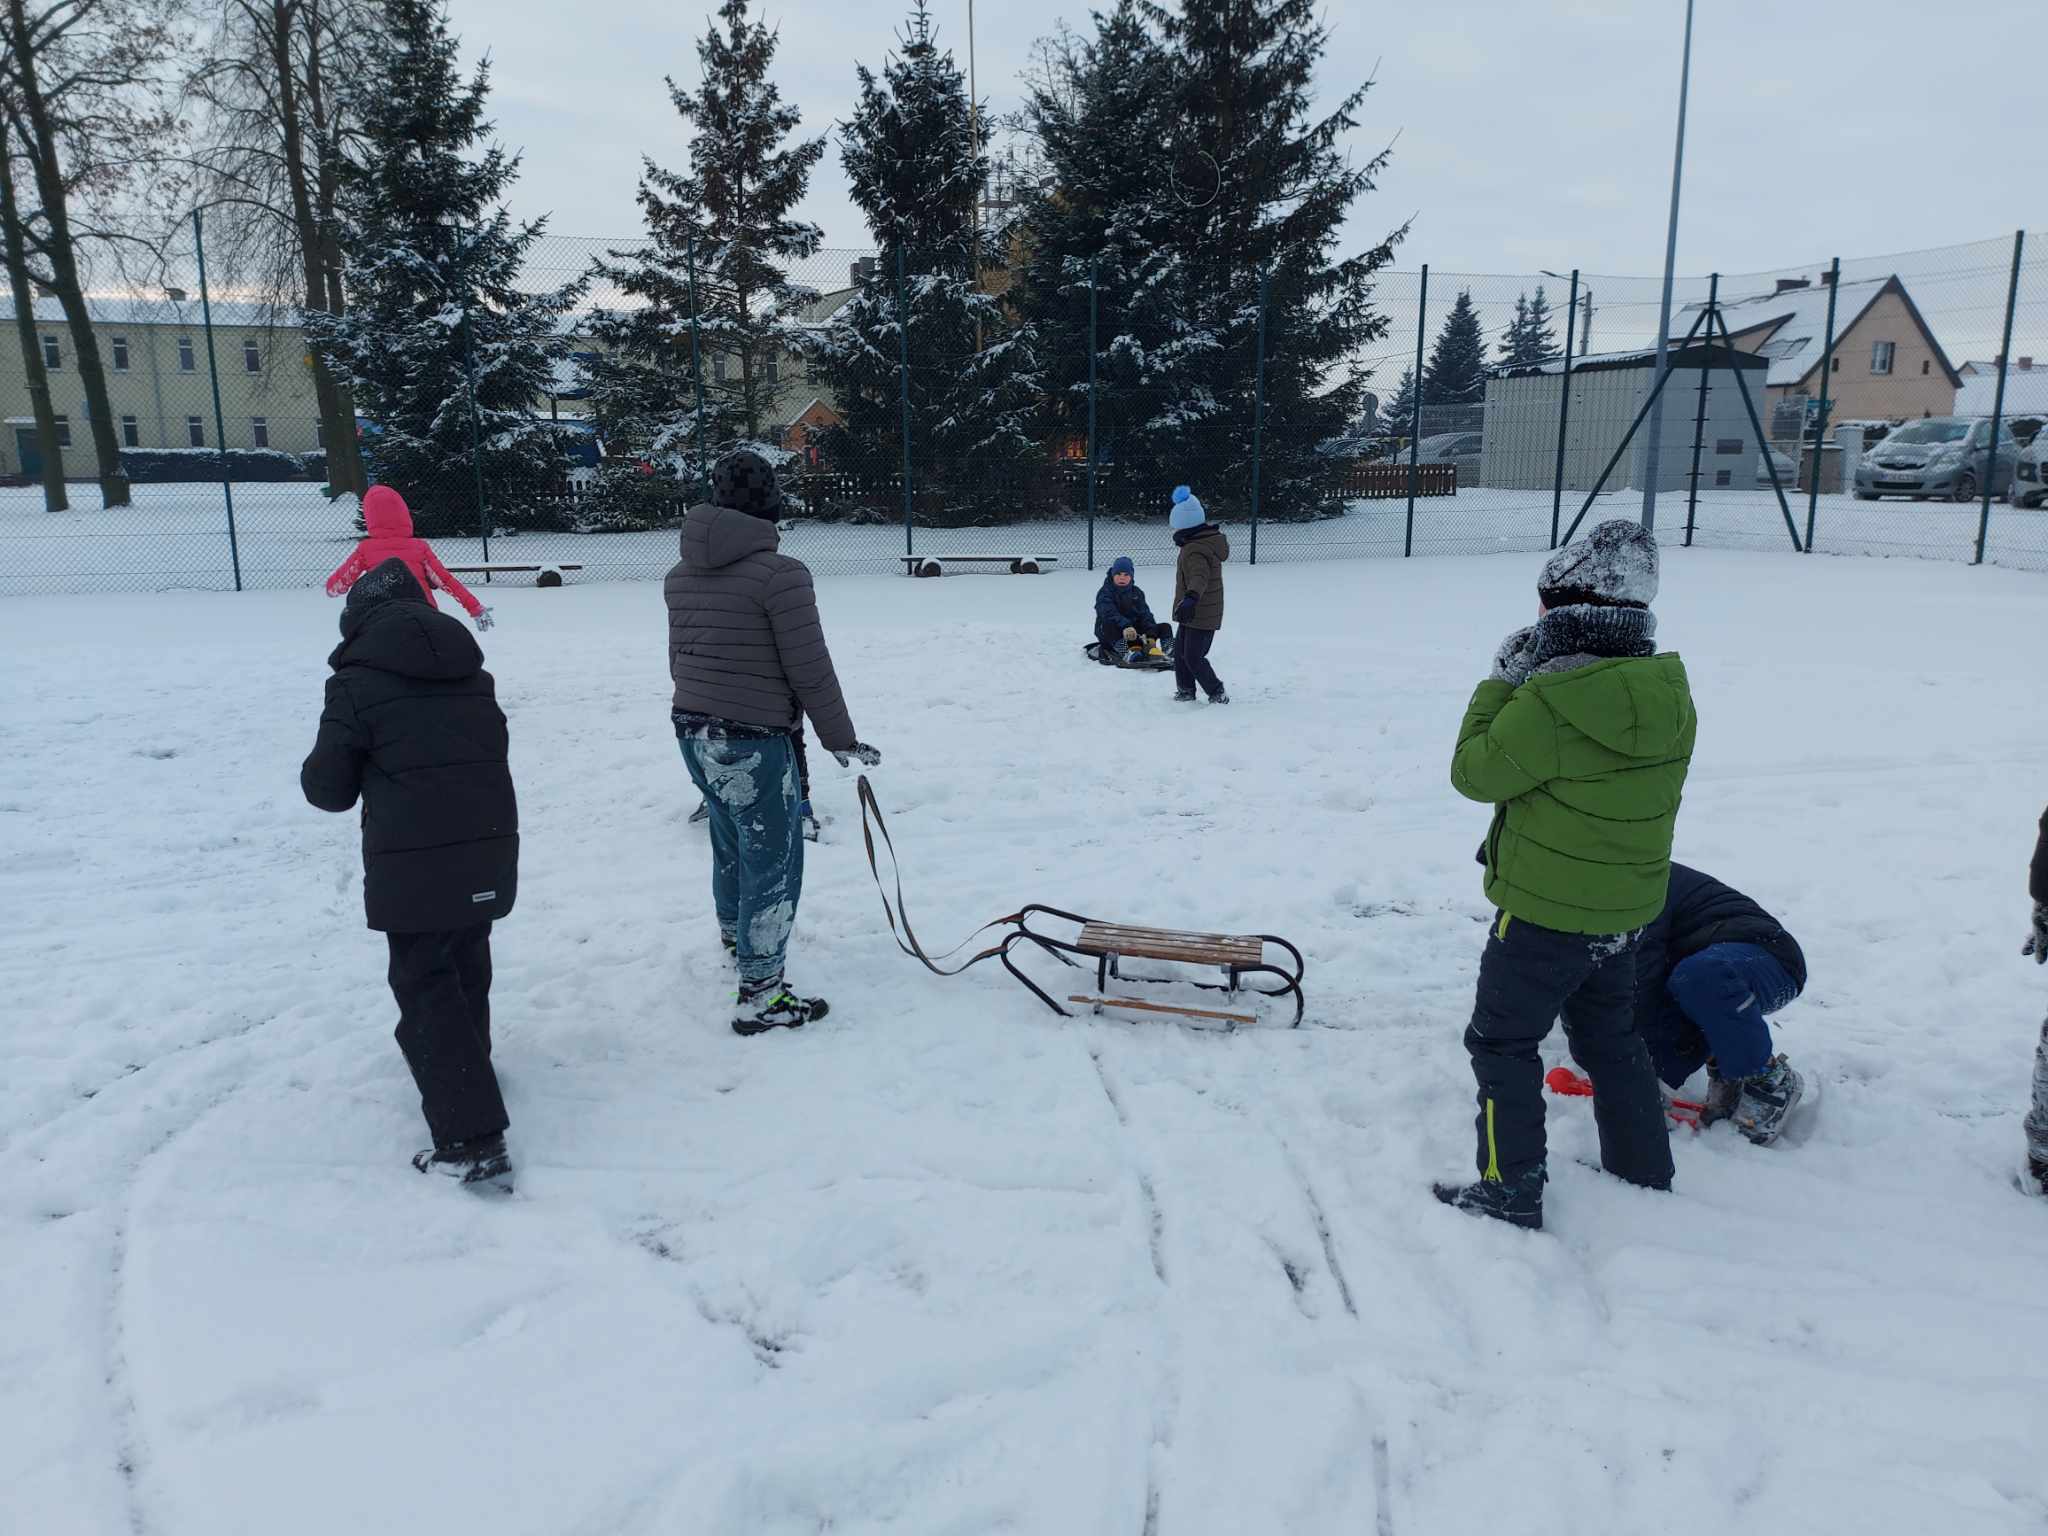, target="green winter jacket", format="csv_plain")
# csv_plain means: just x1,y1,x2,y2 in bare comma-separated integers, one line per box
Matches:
1451,652,1697,935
